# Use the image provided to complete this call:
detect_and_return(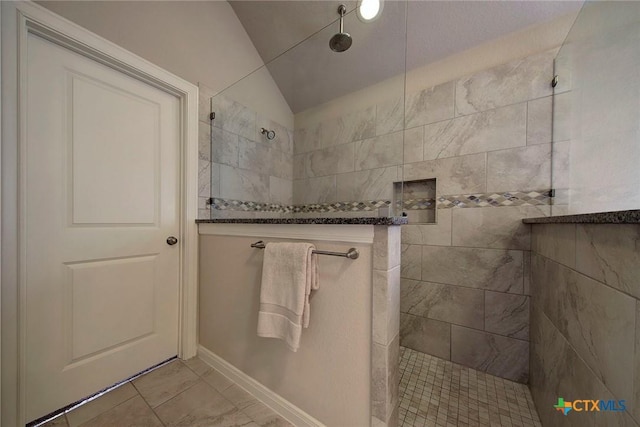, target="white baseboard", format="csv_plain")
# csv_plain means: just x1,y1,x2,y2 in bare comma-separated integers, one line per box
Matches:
197,345,325,427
